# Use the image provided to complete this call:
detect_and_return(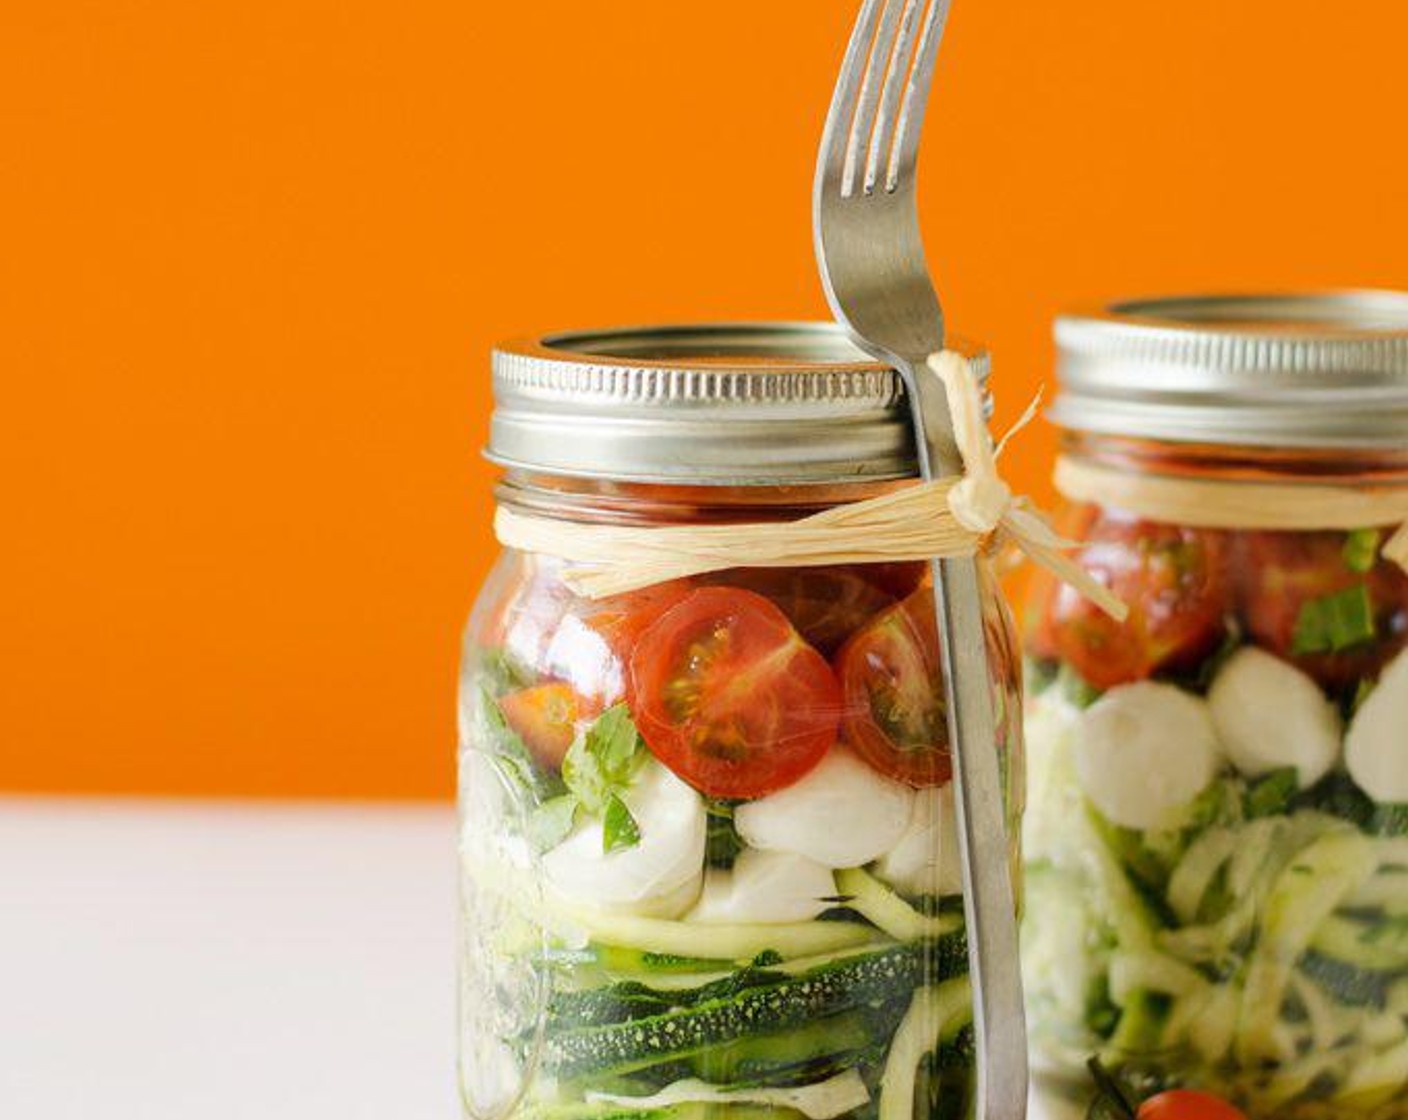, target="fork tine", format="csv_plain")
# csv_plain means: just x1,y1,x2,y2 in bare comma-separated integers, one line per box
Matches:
841,0,904,197
863,0,924,195
817,0,883,188
886,0,955,191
